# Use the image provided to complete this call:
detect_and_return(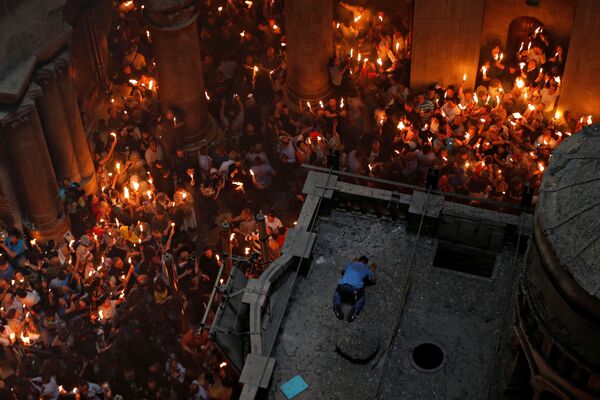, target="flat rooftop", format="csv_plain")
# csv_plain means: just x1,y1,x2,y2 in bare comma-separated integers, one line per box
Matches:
268,210,521,399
